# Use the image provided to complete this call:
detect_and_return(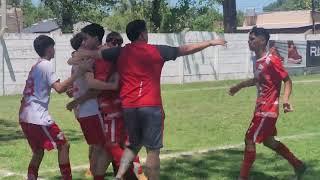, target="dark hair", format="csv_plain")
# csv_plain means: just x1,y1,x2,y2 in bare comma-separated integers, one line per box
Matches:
33,35,55,57
106,31,123,46
126,20,147,41
81,23,105,43
250,27,270,45
70,32,86,50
